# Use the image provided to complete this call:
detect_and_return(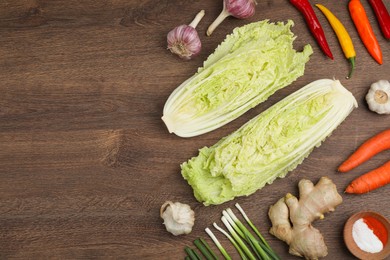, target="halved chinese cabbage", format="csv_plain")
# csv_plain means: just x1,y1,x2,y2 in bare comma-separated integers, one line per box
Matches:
162,20,313,137
181,79,357,205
